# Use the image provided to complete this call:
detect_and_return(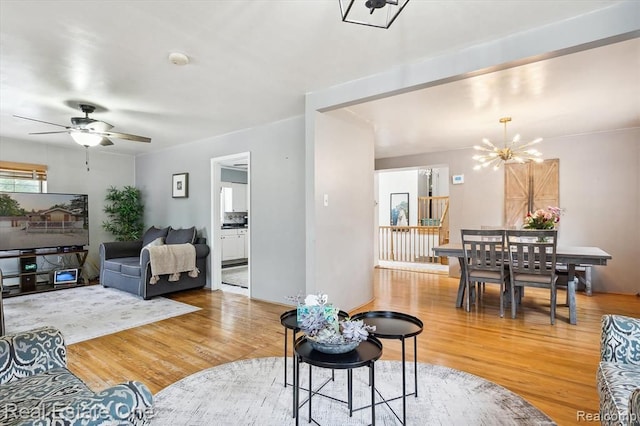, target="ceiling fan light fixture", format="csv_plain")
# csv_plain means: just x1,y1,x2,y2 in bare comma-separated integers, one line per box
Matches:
339,0,410,29
71,131,102,147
